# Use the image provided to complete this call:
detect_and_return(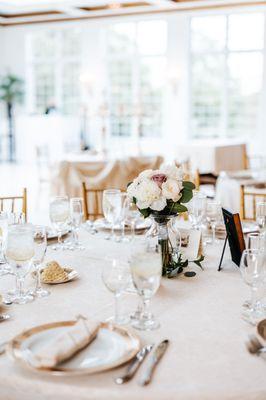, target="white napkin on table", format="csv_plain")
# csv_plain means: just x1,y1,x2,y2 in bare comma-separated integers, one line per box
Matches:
32,318,100,369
